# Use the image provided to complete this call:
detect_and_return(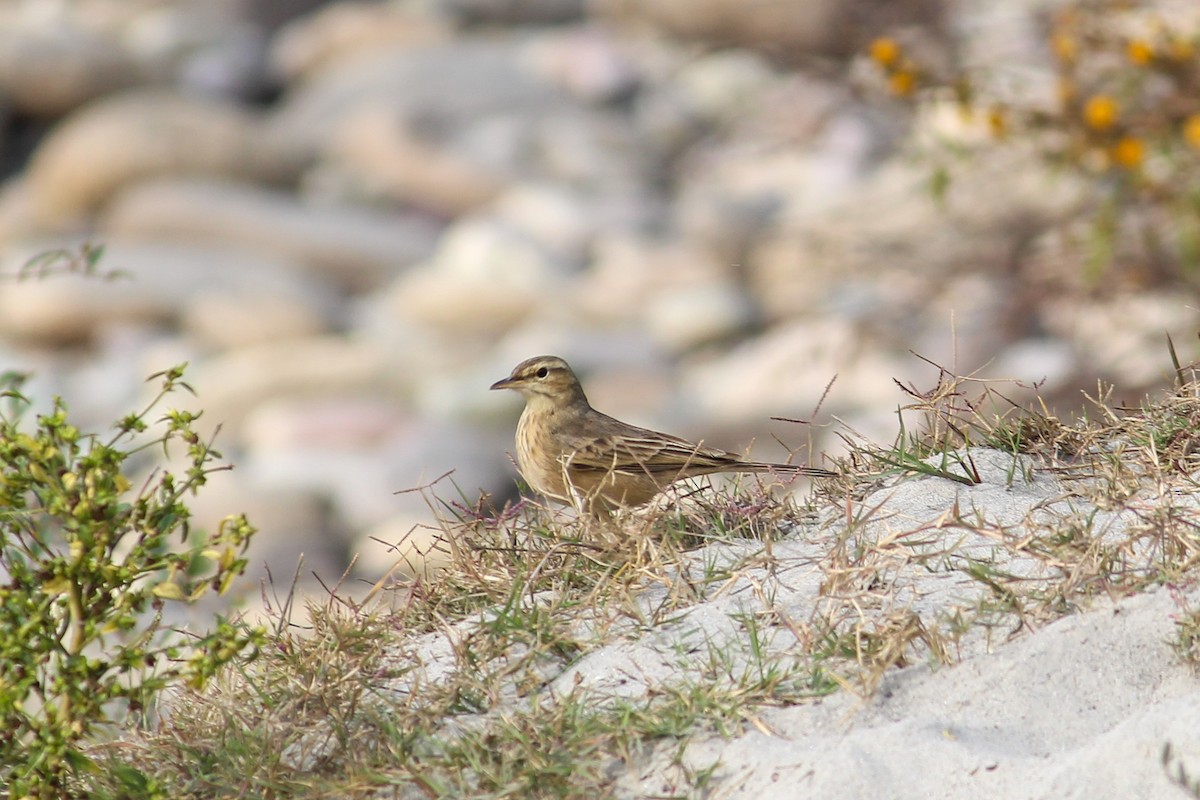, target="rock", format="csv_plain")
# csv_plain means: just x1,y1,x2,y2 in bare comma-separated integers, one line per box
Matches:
272,37,650,204
322,107,505,218
242,394,410,454
518,27,641,103
1050,293,1195,389
270,2,452,81
680,318,882,423
180,292,328,350
746,150,1086,324
492,183,595,266
184,336,397,436
233,0,331,31
593,0,945,62
381,214,574,335
575,235,737,328
0,239,337,347
383,267,541,337
986,338,1077,392
26,90,309,228
102,178,442,291
0,181,42,249
126,6,272,99
0,22,150,117
674,102,886,269
644,281,758,353
438,0,586,25
673,50,779,125
241,403,510,535
268,39,565,156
